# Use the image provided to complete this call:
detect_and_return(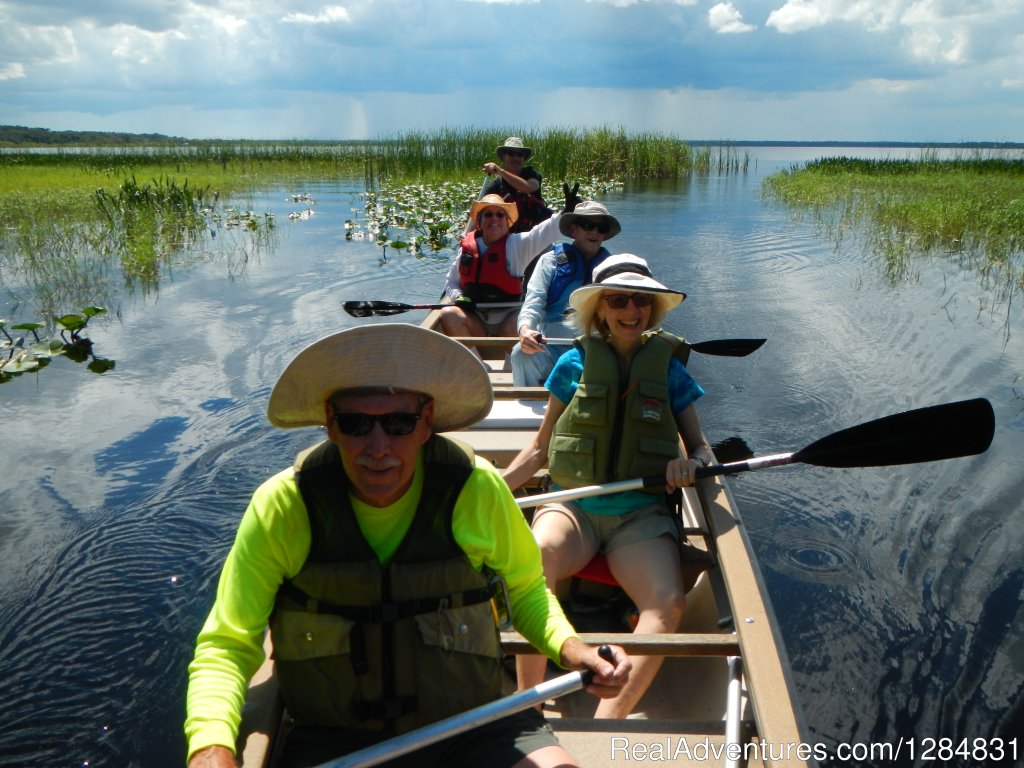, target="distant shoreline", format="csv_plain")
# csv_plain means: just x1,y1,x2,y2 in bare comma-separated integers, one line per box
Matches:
1,125,1021,150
